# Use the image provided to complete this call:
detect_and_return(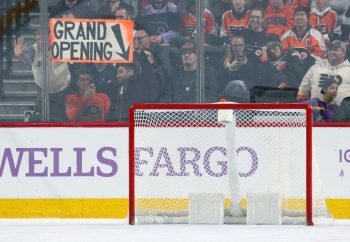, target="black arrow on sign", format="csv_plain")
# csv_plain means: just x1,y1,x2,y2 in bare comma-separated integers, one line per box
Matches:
112,24,130,61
